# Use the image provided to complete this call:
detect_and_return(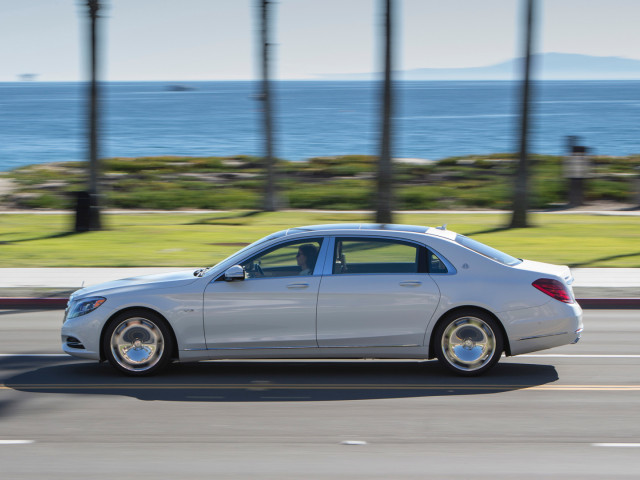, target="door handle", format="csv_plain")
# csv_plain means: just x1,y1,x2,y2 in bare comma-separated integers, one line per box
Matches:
399,281,422,287
287,283,309,289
